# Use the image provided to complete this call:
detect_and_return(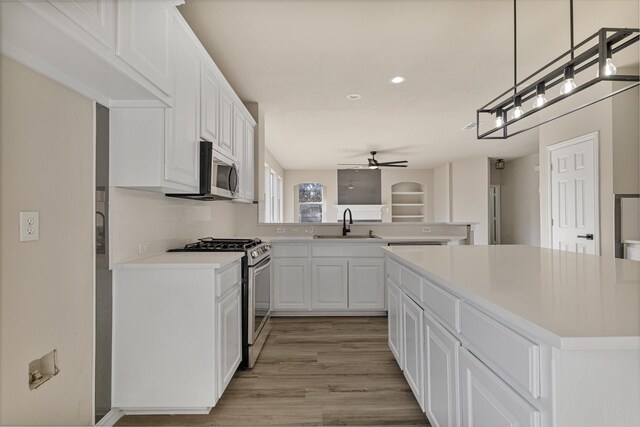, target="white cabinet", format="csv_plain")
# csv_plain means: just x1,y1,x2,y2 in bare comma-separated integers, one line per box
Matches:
242,121,256,201
217,286,242,398
218,89,235,161
459,348,541,427
112,259,241,413
273,259,310,310
164,14,200,189
387,278,403,369
402,293,424,411
272,243,386,314
200,63,220,145
311,259,348,310
424,312,460,427
116,0,173,95
50,0,115,49
349,258,385,309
